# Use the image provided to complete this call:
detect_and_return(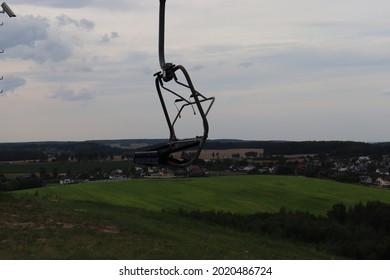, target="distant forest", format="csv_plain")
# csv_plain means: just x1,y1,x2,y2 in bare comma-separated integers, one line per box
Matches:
1,139,390,161
0,142,123,162
204,140,390,158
